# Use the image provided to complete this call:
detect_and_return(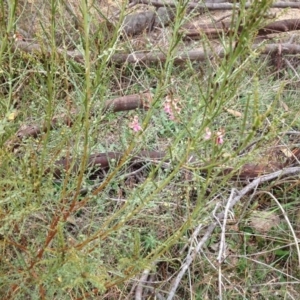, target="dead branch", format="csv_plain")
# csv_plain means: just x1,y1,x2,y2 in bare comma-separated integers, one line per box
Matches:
135,265,153,300
48,142,300,179
258,18,300,35
261,43,300,54
131,0,300,10
48,151,166,178
6,92,152,150
13,40,84,63
269,2,300,9
110,43,300,65
182,19,300,40
110,47,225,64
12,32,300,68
